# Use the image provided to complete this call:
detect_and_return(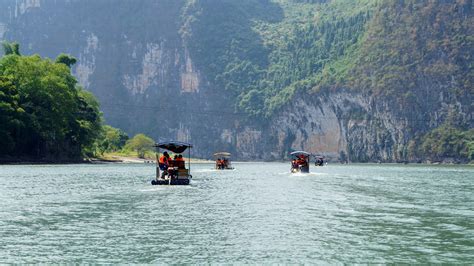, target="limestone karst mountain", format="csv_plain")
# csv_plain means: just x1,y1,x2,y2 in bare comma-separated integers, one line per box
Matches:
1,0,472,162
